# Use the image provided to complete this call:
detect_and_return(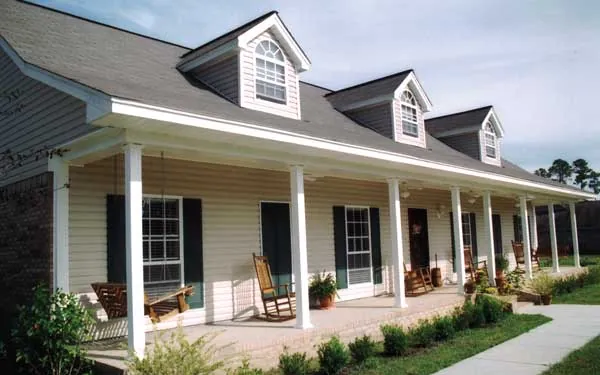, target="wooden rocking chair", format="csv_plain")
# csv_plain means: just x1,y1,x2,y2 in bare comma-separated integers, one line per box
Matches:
464,247,487,281
404,263,434,296
511,241,541,271
91,282,194,323
253,253,296,321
